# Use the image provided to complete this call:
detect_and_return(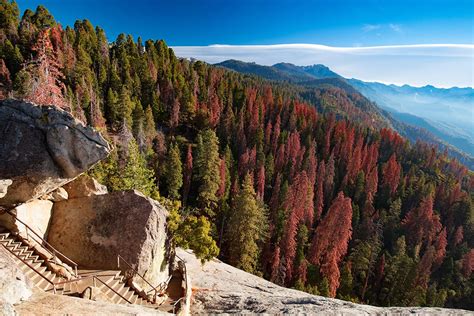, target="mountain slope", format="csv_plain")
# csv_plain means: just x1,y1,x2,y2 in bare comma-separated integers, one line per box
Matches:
214,59,299,81
349,79,474,157
216,59,474,168
216,59,392,129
